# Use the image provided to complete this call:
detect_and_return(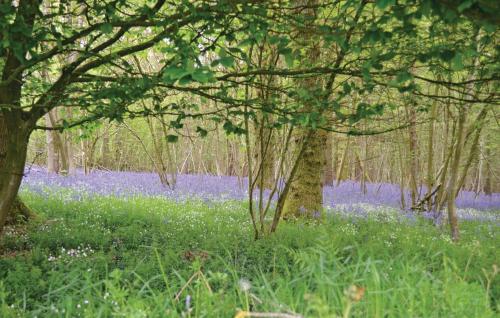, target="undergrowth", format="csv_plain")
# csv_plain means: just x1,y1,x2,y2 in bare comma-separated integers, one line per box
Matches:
0,191,498,317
